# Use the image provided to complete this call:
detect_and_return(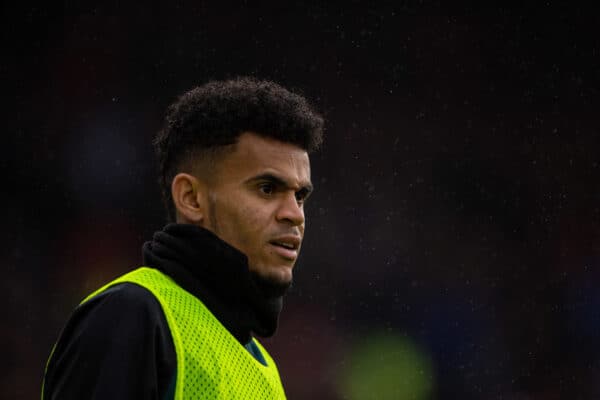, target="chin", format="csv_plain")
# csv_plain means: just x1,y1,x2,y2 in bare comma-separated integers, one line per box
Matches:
274,263,295,281
250,265,294,297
